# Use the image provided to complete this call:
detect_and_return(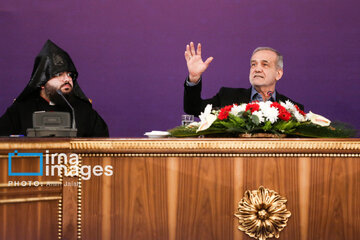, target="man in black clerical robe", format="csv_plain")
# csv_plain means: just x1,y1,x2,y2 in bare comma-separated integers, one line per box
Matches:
0,40,109,137
183,42,304,117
